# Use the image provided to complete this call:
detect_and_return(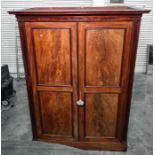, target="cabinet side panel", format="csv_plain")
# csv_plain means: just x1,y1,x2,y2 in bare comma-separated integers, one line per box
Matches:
123,20,141,141
18,22,39,139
